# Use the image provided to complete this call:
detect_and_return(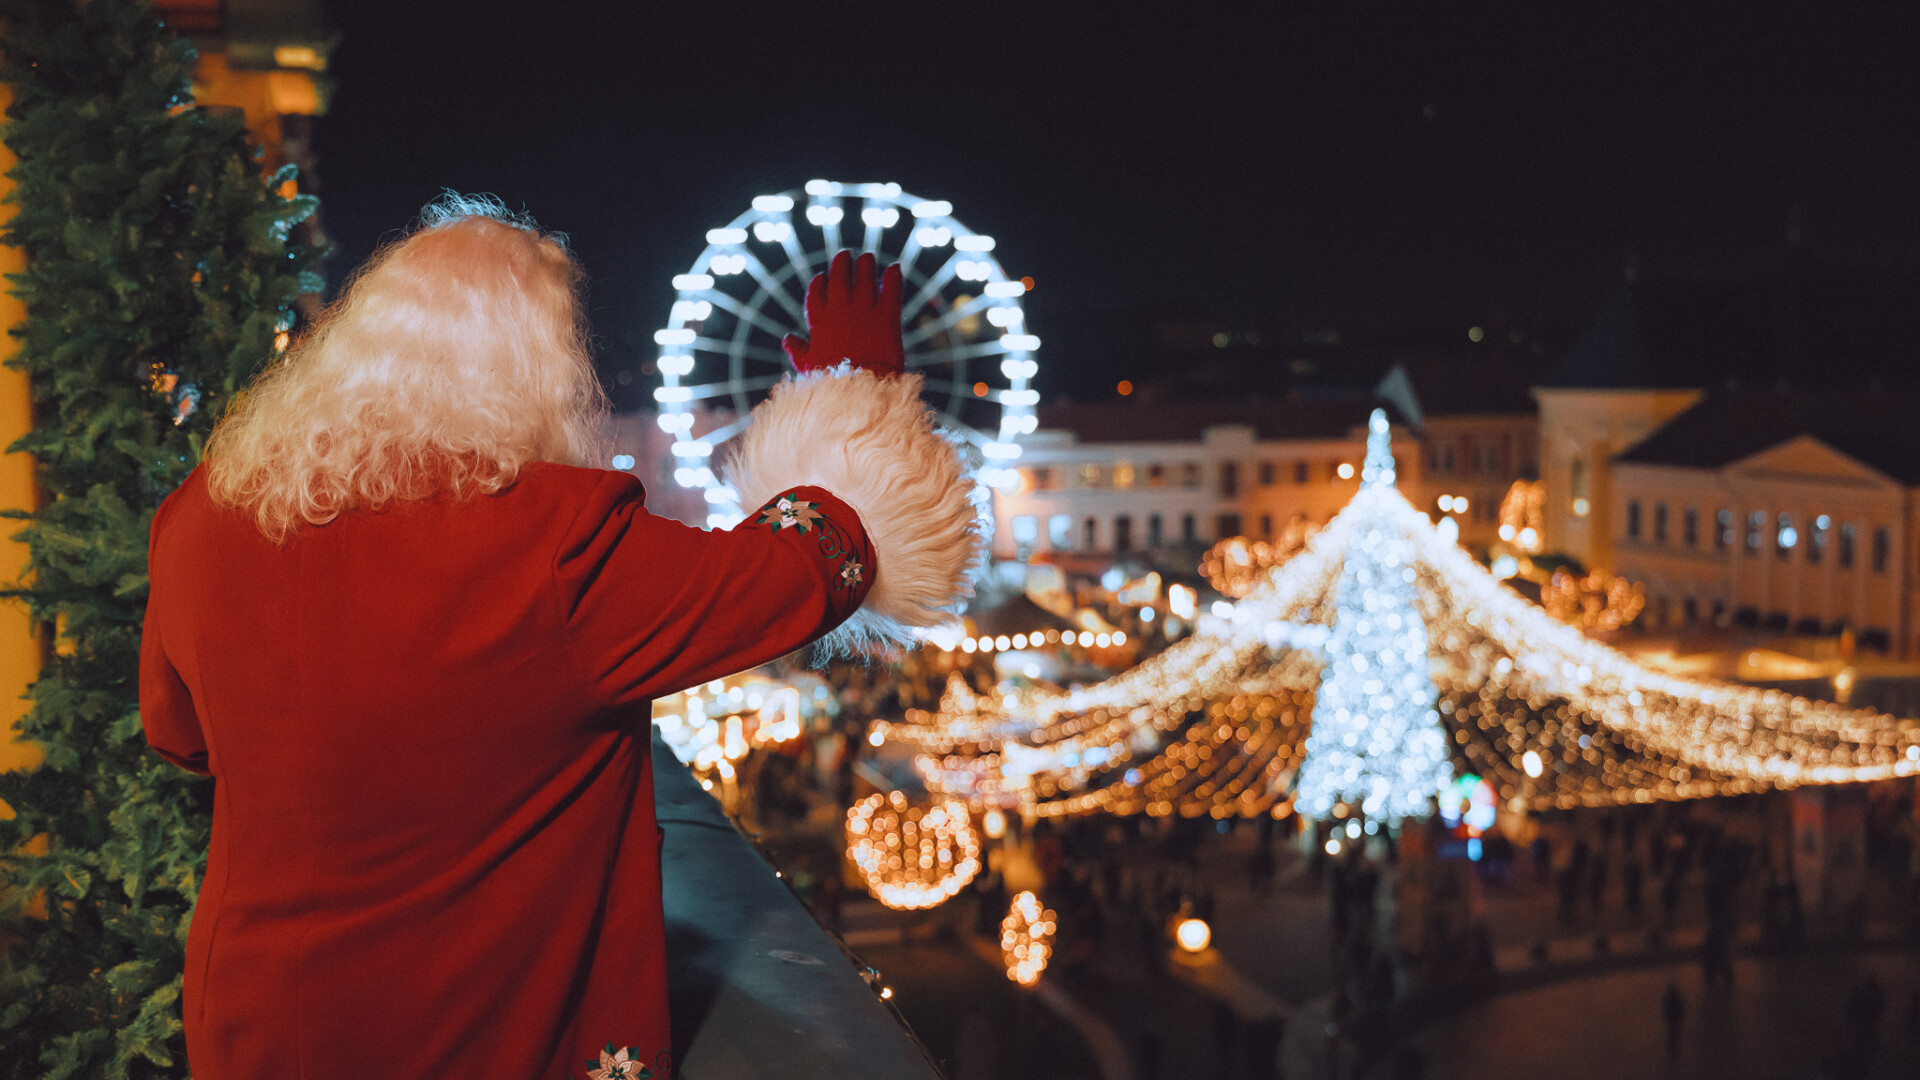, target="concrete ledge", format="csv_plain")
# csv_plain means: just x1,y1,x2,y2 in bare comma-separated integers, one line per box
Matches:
655,733,945,1079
